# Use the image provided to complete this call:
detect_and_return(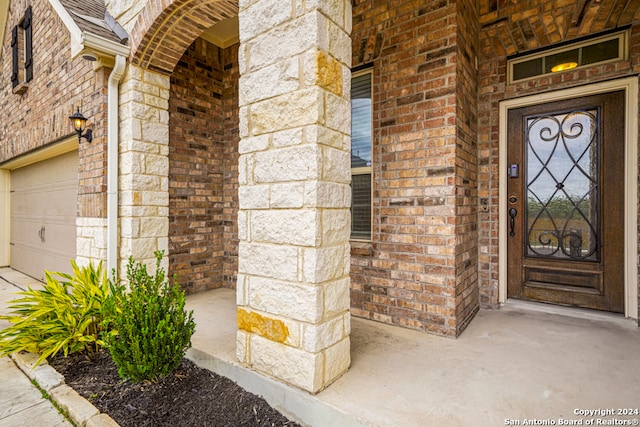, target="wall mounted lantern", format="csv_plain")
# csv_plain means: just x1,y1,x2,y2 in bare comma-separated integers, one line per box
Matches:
69,108,93,142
